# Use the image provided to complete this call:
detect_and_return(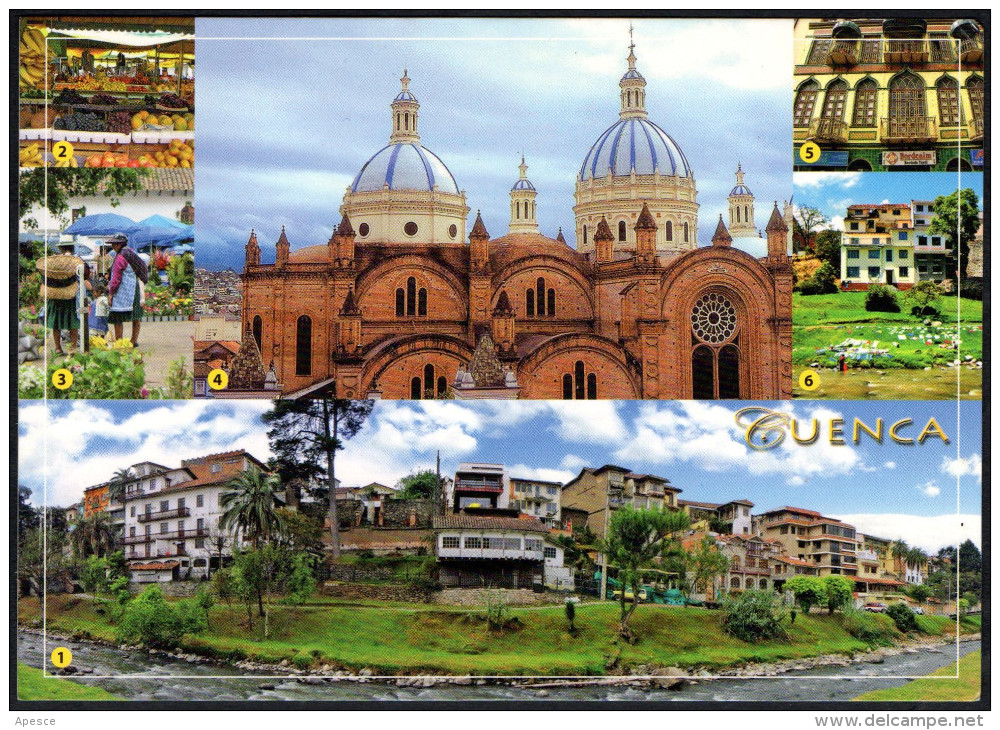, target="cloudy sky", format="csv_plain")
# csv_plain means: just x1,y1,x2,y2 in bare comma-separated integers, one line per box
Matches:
194,17,792,269
793,172,984,232
20,399,980,552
